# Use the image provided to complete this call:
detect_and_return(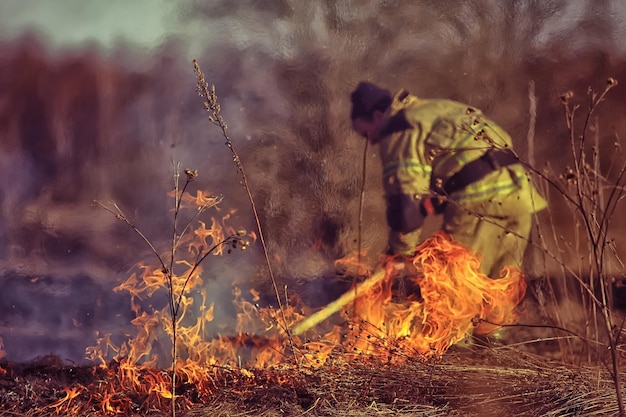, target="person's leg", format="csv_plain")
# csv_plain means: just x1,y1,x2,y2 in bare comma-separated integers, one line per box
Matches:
442,205,531,279
442,205,533,346
487,213,532,278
